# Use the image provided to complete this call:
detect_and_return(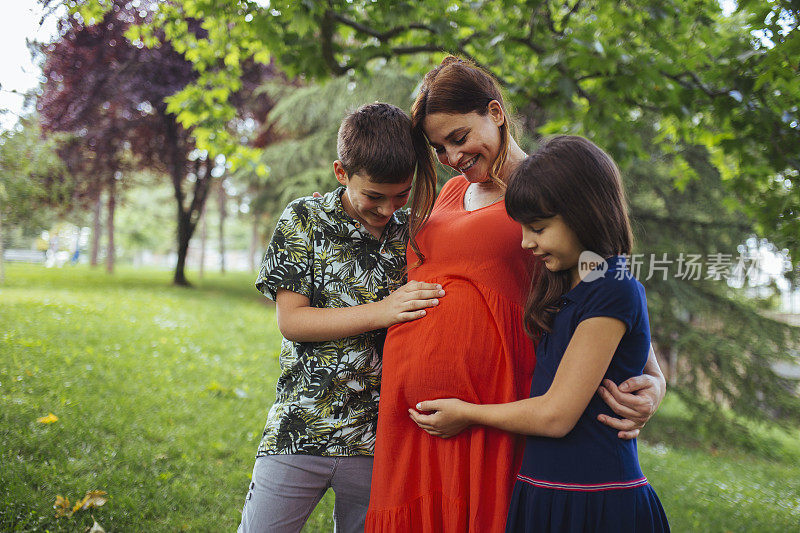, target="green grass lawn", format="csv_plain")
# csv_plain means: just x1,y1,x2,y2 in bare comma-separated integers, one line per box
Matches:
1,264,799,531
